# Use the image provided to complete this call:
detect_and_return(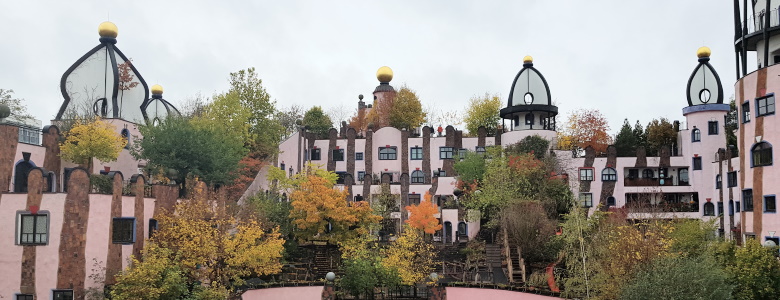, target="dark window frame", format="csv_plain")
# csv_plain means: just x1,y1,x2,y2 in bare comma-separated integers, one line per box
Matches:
756,94,776,117
311,148,321,160
112,217,136,244
410,147,423,160
765,195,777,213
628,169,639,179
408,194,422,206
439,147,454,159
708,121,718,135
715,174,722,189
601,168,617,181
693,157,702,170
642,169,654,179
742,101,751,123
411,170,425,184
357,171,365,181
579,193,593,208
703,202,715,216
691,128,701,142
18,213,48,245
332,149,345,161
743,189,754,211
475,146,486,154
606,196,616,207
751,142,773,167
148,219,158,238
379,146,398,160
579,168,594,181
727,171,737,187
16,295,34,300
53,290,74,300
355,152,363,161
